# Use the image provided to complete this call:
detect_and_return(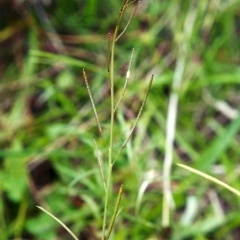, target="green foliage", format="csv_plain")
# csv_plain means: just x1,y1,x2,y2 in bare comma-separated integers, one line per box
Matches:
2,140,27,202
1,0,240,239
